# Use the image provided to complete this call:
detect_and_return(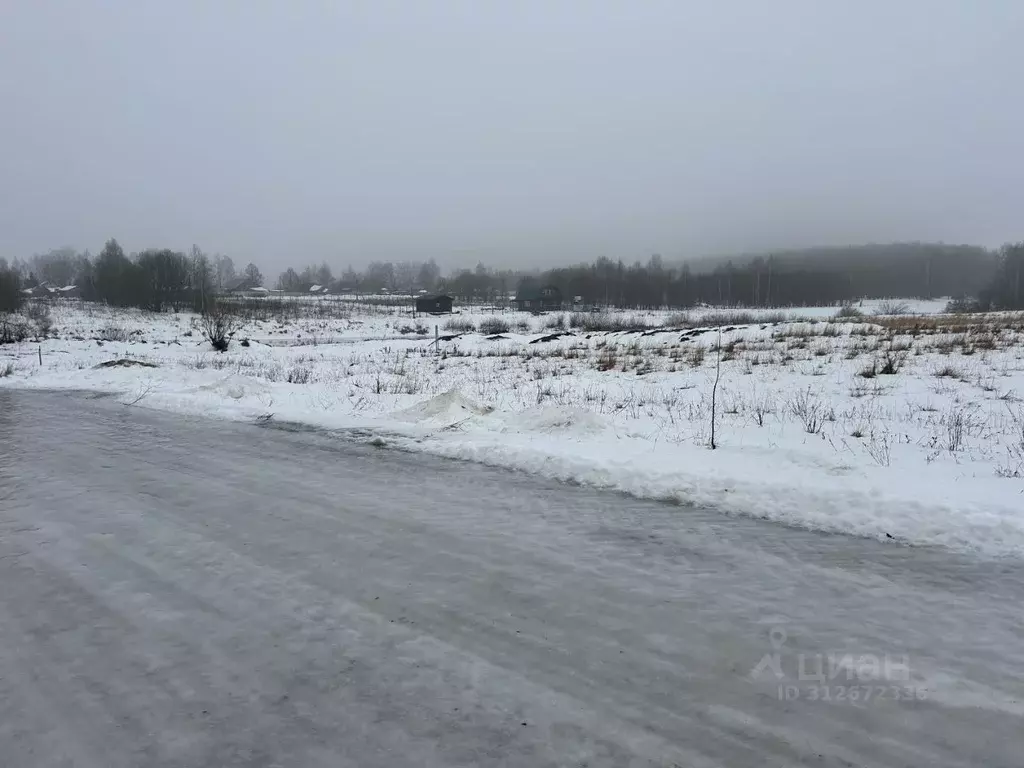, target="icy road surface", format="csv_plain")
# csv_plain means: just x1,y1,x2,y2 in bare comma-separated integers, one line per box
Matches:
1,390,1021,767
